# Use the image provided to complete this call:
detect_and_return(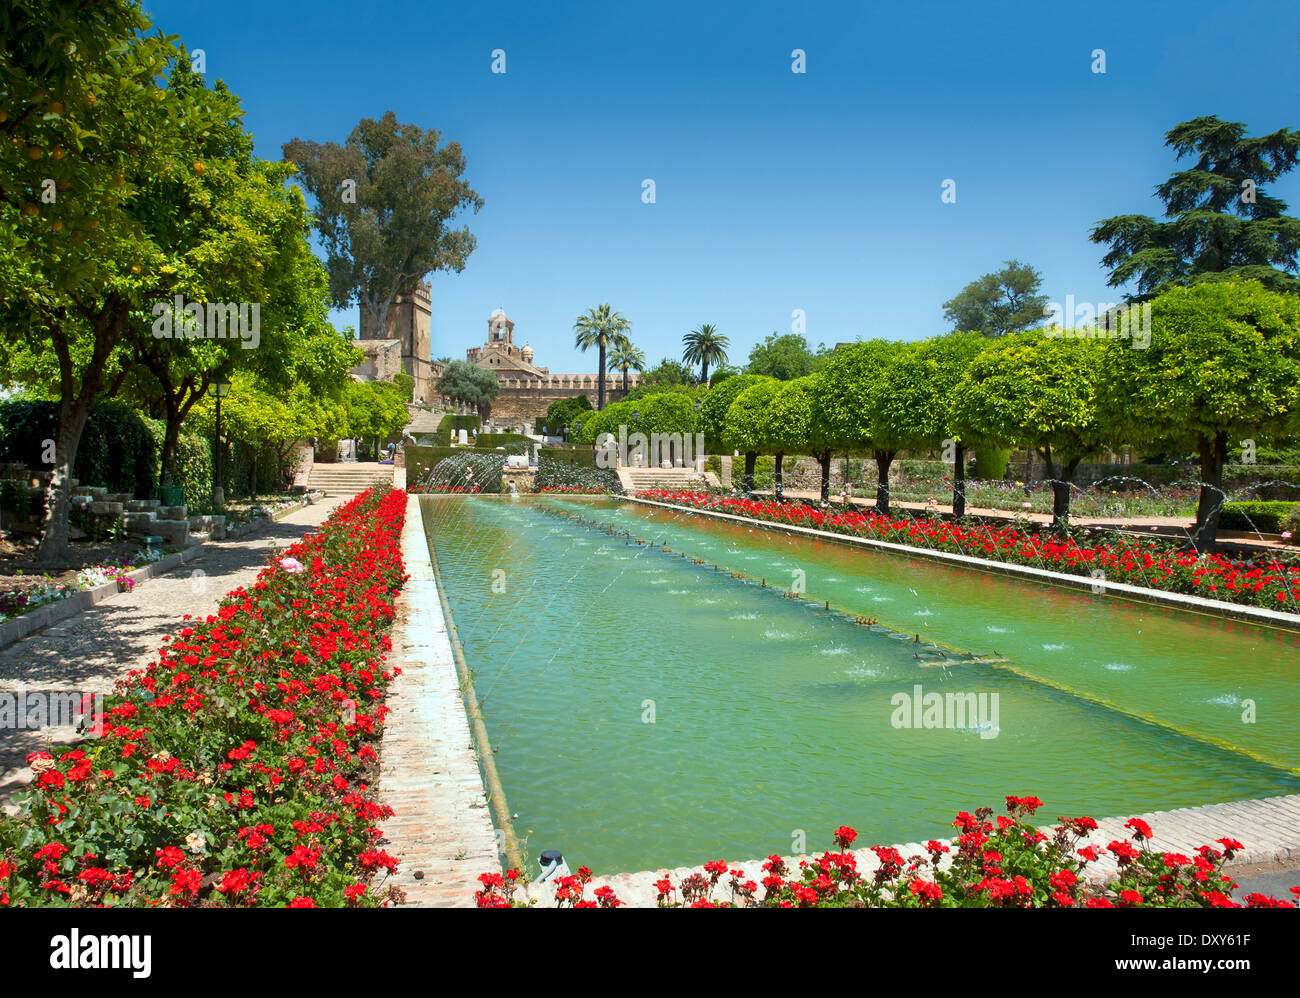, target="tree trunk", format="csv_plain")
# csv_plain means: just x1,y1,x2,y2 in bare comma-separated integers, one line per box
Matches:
874,449,897,514
159,398,182,488
774,452,784,500
743,451,756,493
36,397,94,566
598,342,607,411
1051,456,1083,529
952,442,967,517
819,451,831,503
1191,431,1228,552
701,359,709,384
36,303,125,566
247,443,258,502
